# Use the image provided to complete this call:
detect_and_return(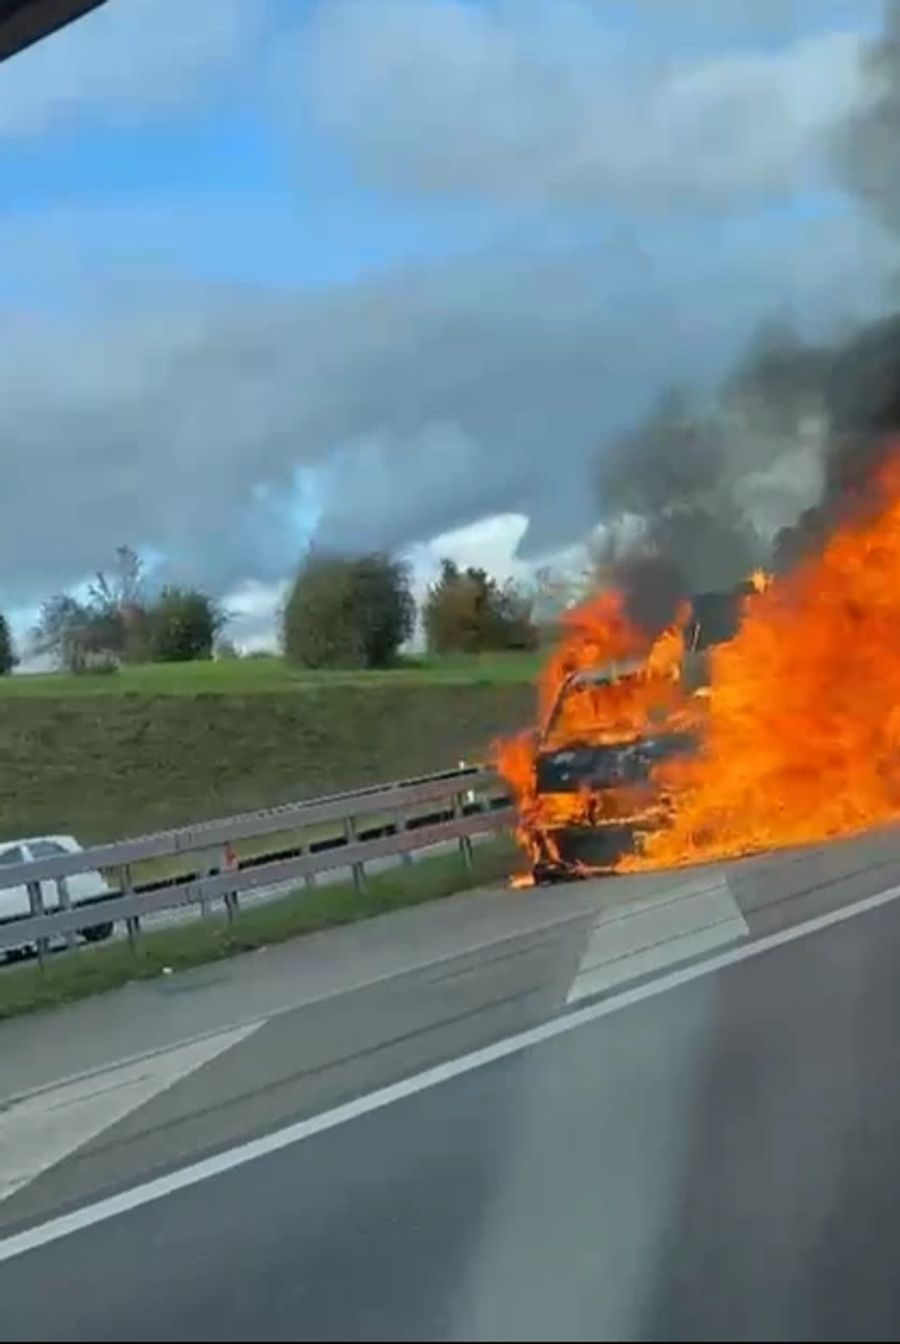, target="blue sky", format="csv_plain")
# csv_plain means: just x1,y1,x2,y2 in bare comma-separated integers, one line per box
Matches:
0,0,880,296
0,1,521,295
0,0,894,647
